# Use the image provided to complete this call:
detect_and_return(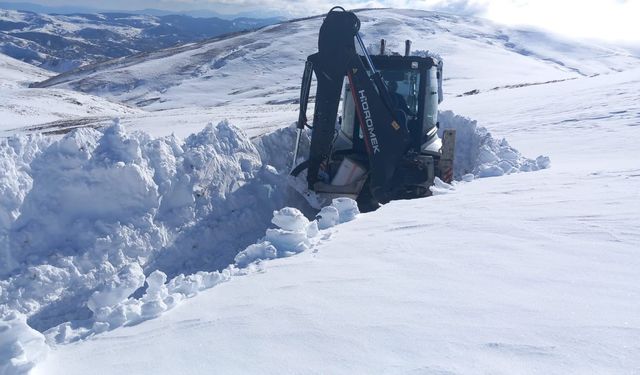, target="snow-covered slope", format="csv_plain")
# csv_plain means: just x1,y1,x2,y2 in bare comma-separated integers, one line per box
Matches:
0,52,51,88
0,53,142,132
33,9,639,111
0,88,142,131
33,67,640,374
17,8,637,141
0,9,278,72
